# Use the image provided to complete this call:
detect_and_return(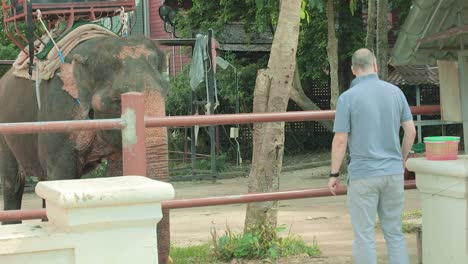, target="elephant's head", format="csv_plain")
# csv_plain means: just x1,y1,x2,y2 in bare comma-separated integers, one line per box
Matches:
59,36,168,153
